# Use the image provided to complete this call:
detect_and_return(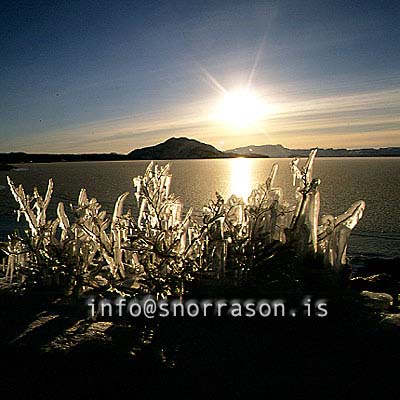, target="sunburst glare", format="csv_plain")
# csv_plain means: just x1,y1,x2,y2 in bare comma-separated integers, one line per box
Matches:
216,88,267,129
